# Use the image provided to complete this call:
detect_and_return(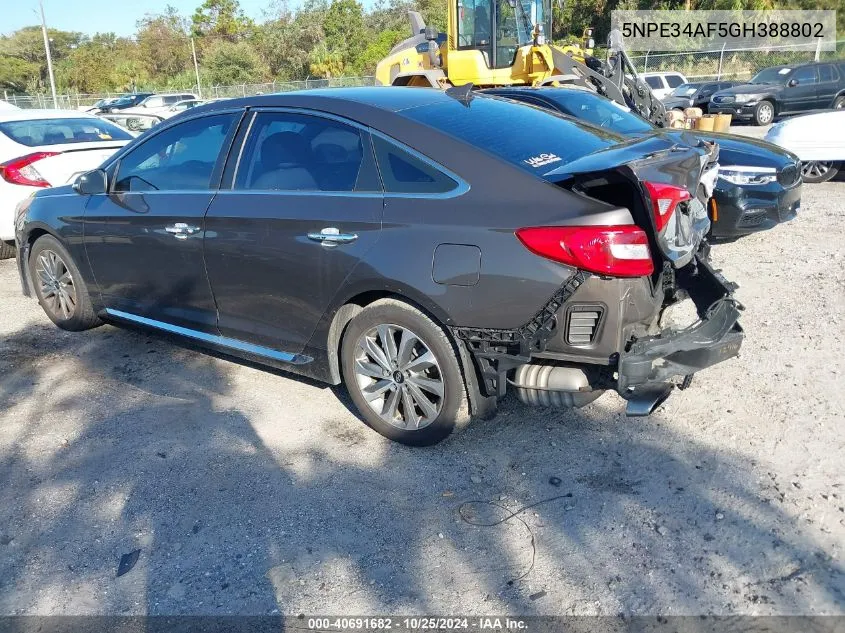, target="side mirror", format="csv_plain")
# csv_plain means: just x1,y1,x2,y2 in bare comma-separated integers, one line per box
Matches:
73,169,107,195
788,78,798,87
